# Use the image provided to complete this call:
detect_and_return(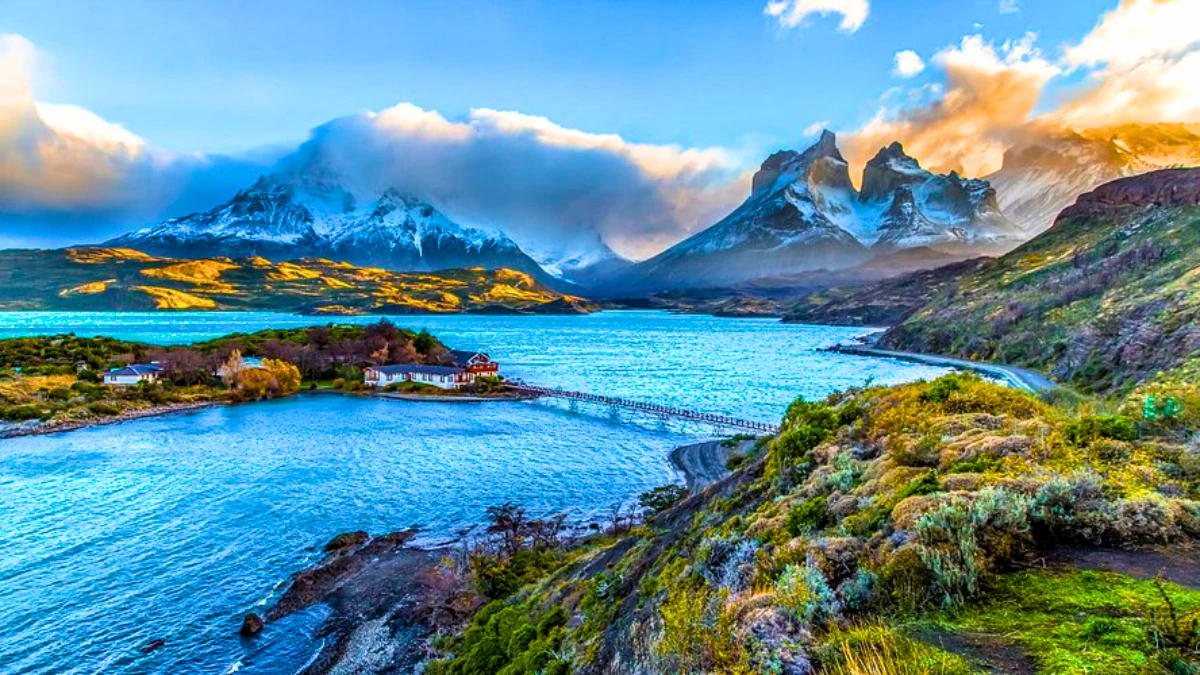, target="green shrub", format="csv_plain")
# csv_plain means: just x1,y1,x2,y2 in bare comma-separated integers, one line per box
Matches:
1,404,47,421
639,484,688,513
892,434,941,467
915,487,1033,605
1063,415,1138,446
87,401,121,416
427,601,569,675
785,496,830,536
